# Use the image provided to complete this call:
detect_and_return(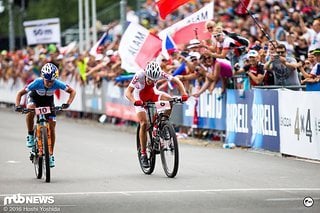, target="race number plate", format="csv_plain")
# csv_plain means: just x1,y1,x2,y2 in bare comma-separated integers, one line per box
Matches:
155,101,171,113
35,107,51,115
